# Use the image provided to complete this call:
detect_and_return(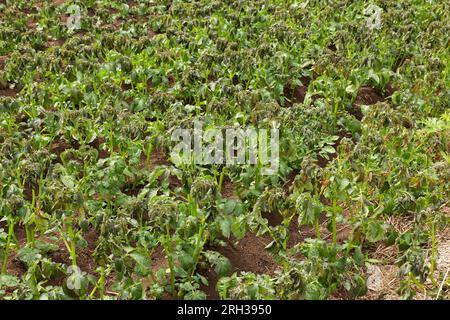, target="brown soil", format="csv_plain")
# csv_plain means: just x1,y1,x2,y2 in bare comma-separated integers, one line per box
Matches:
48,228,99,275
4,225,40,278
4,225,28,277
351,86,383,120
328,43,337,52
121,83,132,91
0,55,6,70
148,29,157,38
89,137,110,159
14,224,27,245
21,8,38,14
140,149,170,170
5,252,27,277
283,76,311,106
27,18,37,29
383,83,397,98
50,139,72,160
321,223,351,244
169,175,182,190
0,88,18,97
53,0,66,5
46,39,65,48
150,246,169,273
202,233,278,299
200,267,221,299
220,176,238,199
168,74,176,87
355,86,384,105
287,217,318,247
221,233,278,275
